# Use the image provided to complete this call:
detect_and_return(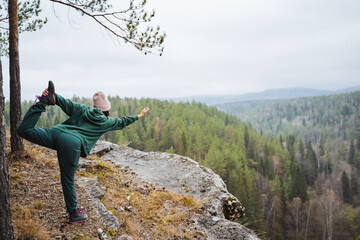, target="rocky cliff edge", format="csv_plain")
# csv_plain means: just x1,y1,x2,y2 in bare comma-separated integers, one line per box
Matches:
89,140,259,240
